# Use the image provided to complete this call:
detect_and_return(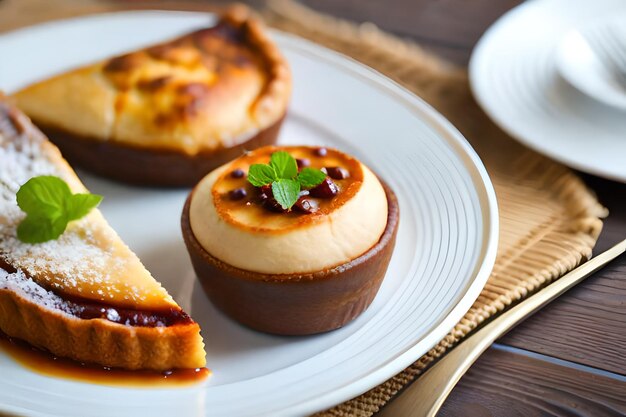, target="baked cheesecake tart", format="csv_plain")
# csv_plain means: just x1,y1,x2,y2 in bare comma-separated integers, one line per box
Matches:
0,96,205,371
182,145,399,335
12,6,291,187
